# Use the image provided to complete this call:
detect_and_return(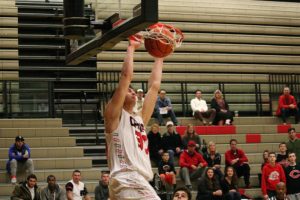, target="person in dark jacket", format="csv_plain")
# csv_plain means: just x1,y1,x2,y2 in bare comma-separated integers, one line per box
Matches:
211,89,233,126
7,135,34,184
203,141,223,180
11,174,40,200
40,175,66,200
181,124,201,152
158,151,177,190
221,166,241,200
196,167,223,200
94,171,110,200
148,123,163,165
161,121,183,163
284,152,300,199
